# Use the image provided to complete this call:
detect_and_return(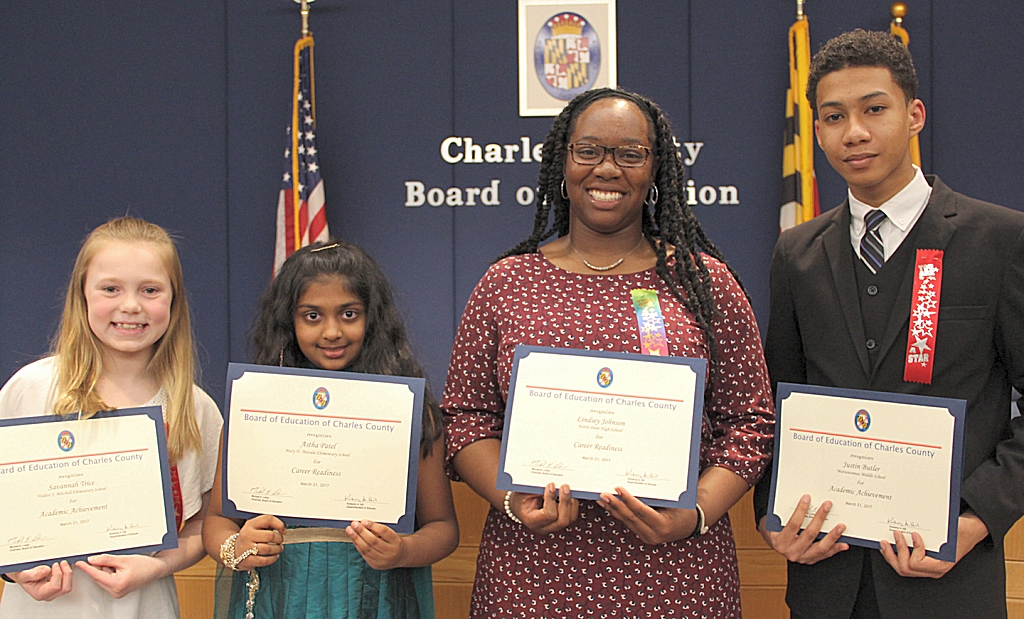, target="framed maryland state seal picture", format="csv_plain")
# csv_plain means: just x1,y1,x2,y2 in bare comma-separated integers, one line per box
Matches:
518,0,617,116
